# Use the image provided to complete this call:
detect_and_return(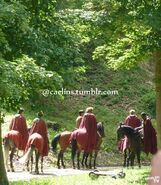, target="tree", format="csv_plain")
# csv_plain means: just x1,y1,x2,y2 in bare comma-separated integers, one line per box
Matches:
91,0,161,148
0,113,9,185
